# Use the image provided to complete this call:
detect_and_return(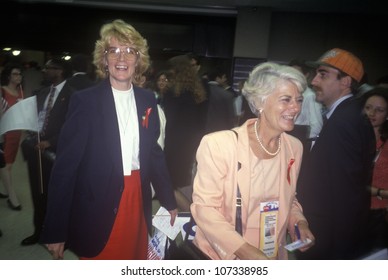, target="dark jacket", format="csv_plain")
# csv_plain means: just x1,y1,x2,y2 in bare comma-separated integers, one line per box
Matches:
297,96,376,259
66,74,95,91
205,83,236,134
36,82,74,151
39,79,177,257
